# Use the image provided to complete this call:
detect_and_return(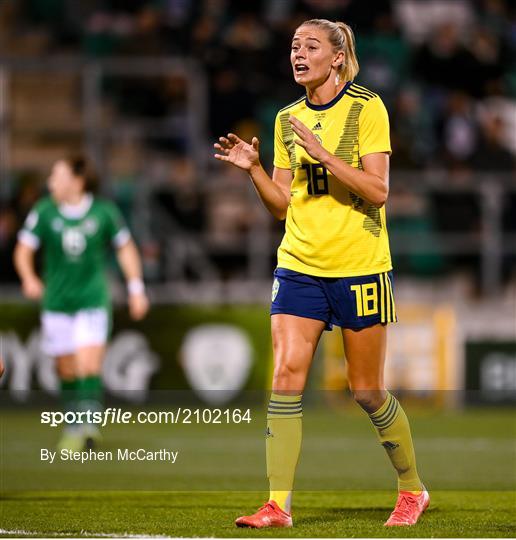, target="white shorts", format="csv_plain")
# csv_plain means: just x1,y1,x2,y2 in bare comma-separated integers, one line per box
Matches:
41,308,109,356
